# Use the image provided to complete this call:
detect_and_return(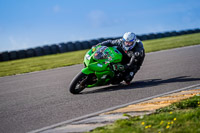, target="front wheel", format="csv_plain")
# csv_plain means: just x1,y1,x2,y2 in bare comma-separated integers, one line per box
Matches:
69,72,88,94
